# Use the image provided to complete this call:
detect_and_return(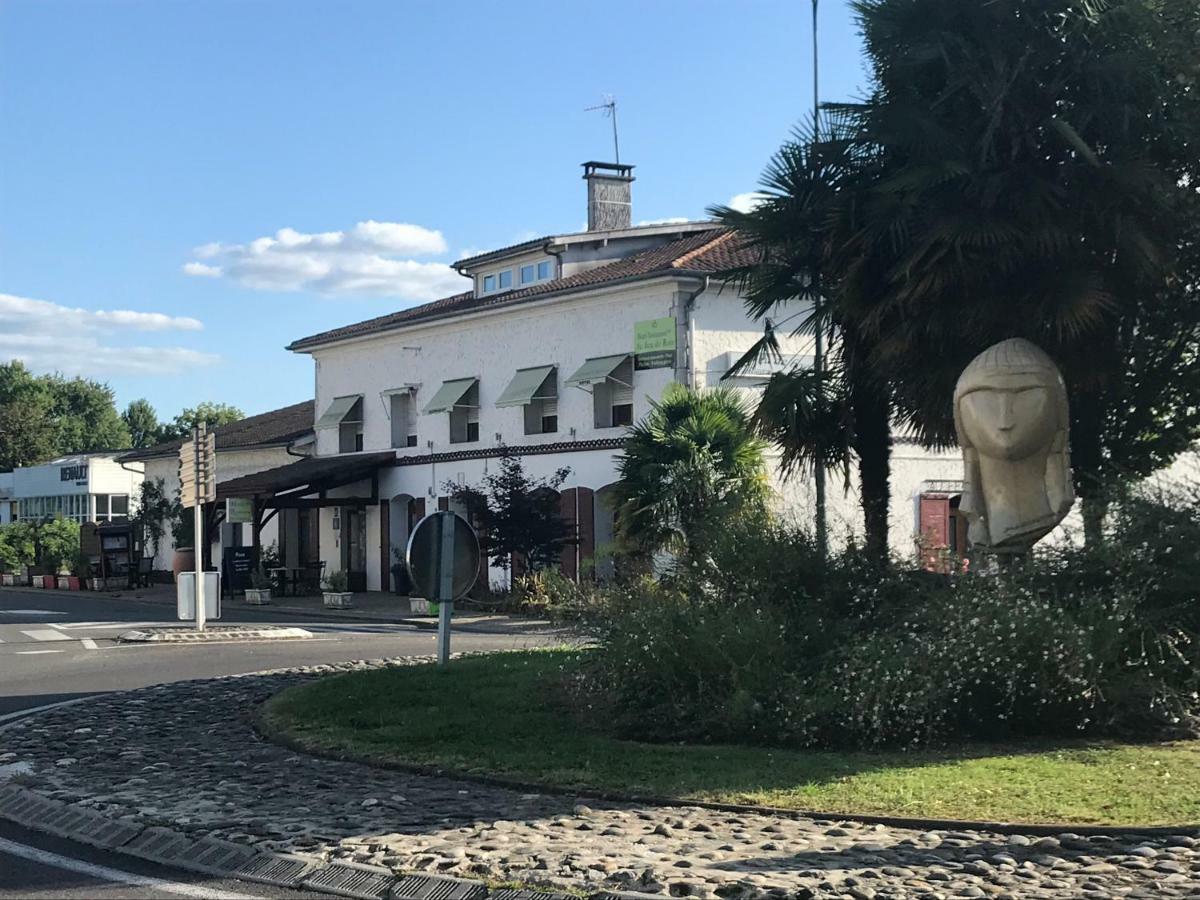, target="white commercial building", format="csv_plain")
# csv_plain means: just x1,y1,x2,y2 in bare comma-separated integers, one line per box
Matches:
214,161,963,592
10,452,143,524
